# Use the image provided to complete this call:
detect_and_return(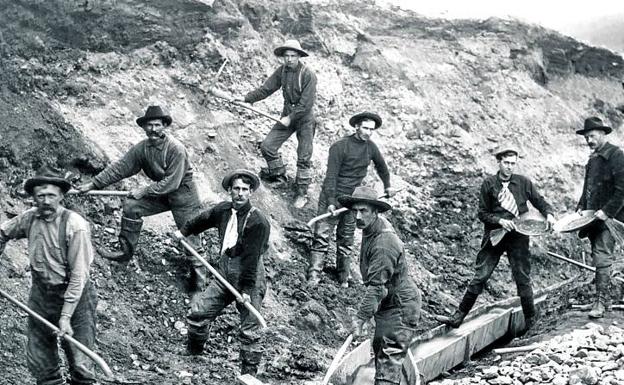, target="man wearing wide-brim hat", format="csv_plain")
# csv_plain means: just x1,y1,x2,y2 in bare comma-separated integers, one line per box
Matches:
338,186,421,385
175,169,270,375
1,166,99,385
575,116,624,318
435,144,555,332
234,39,318,209
308,112,397,288
77,105,206,291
